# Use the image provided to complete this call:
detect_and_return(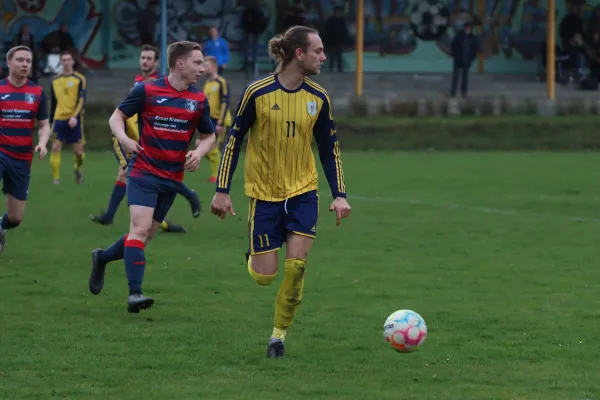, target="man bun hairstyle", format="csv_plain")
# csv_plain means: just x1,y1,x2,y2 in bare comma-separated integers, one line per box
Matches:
268,25,318,73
